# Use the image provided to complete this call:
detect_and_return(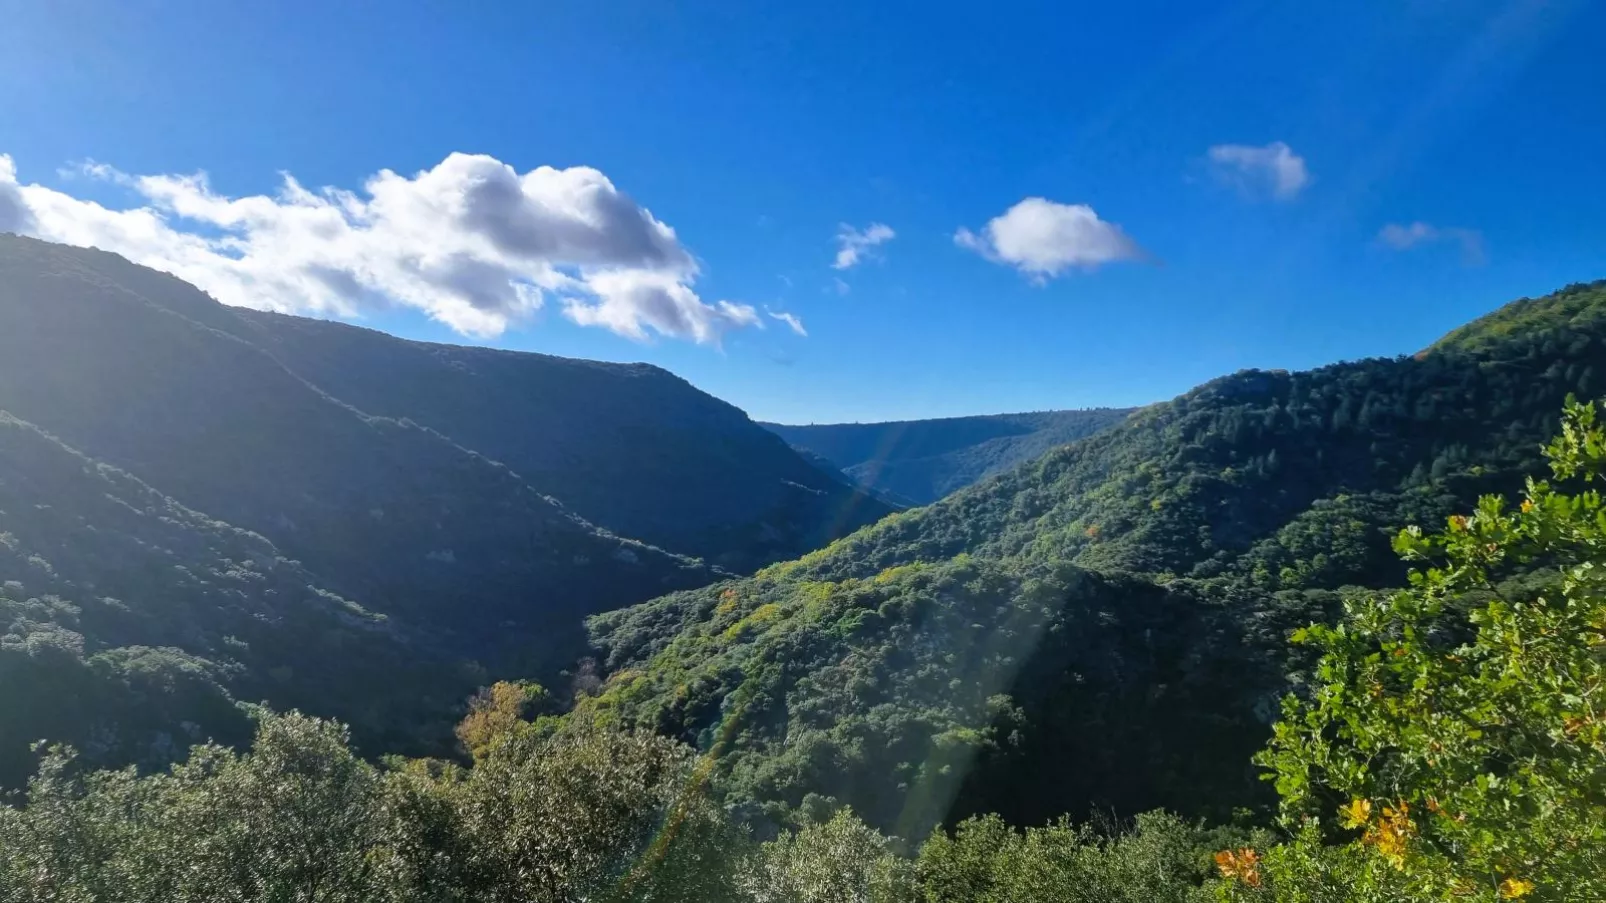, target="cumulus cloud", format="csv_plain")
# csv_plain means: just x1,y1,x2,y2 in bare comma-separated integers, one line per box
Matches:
563,269,760,343
1206,141,1310,200
0,156,34,234
954,197,1143,281
0,152,758,343
767,310,808,336
832,222,895,269
1378,221,1485,264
